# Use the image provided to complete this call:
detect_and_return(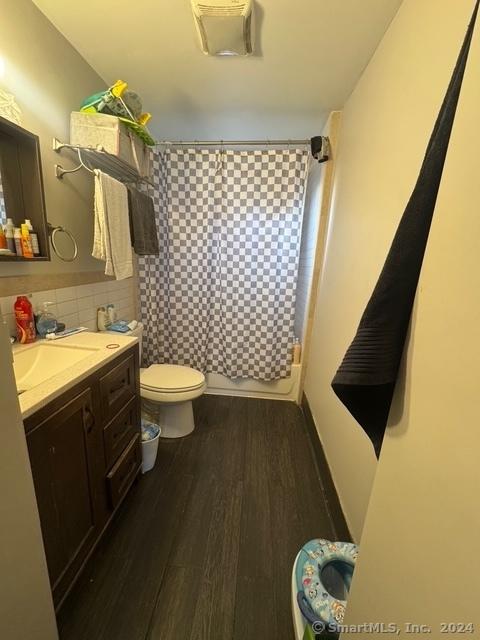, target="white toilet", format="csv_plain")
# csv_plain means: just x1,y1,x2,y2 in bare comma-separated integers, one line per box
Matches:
110,322,206,438
140,363,206,438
